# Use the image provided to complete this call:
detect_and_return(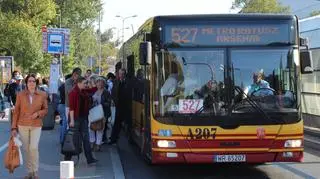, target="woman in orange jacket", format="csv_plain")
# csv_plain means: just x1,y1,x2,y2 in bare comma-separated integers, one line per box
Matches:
11,73,48,179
